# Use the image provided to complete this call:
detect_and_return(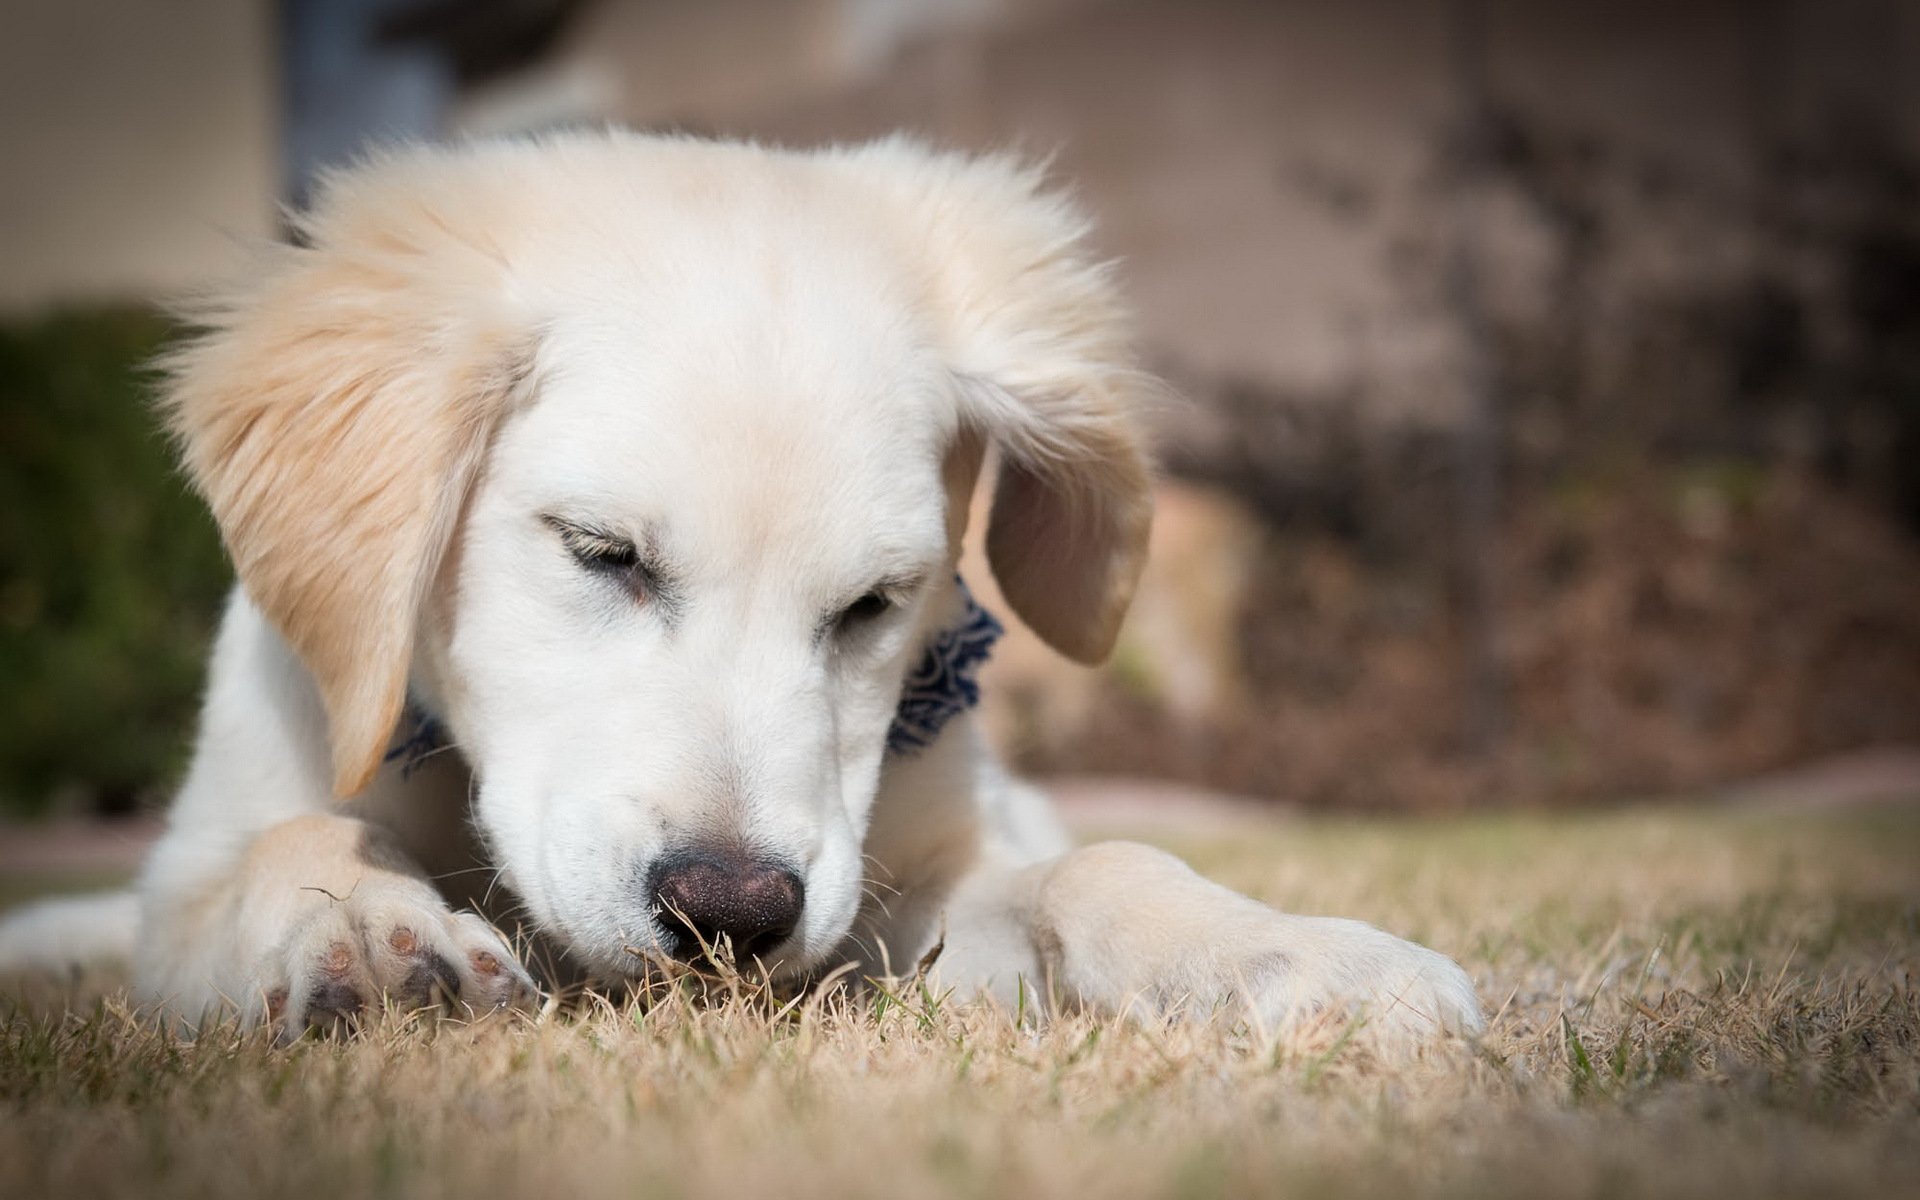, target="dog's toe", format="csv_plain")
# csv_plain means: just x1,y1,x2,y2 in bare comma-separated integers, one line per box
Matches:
271,933,376,1042
263,888,536,1040
1232,919,1484,1042
446,912,539,1014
